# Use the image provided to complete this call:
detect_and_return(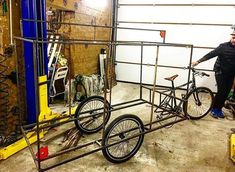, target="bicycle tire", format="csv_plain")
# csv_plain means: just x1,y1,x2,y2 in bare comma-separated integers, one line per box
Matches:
183,87,214,120
102,114,144,163
74,96,111,134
